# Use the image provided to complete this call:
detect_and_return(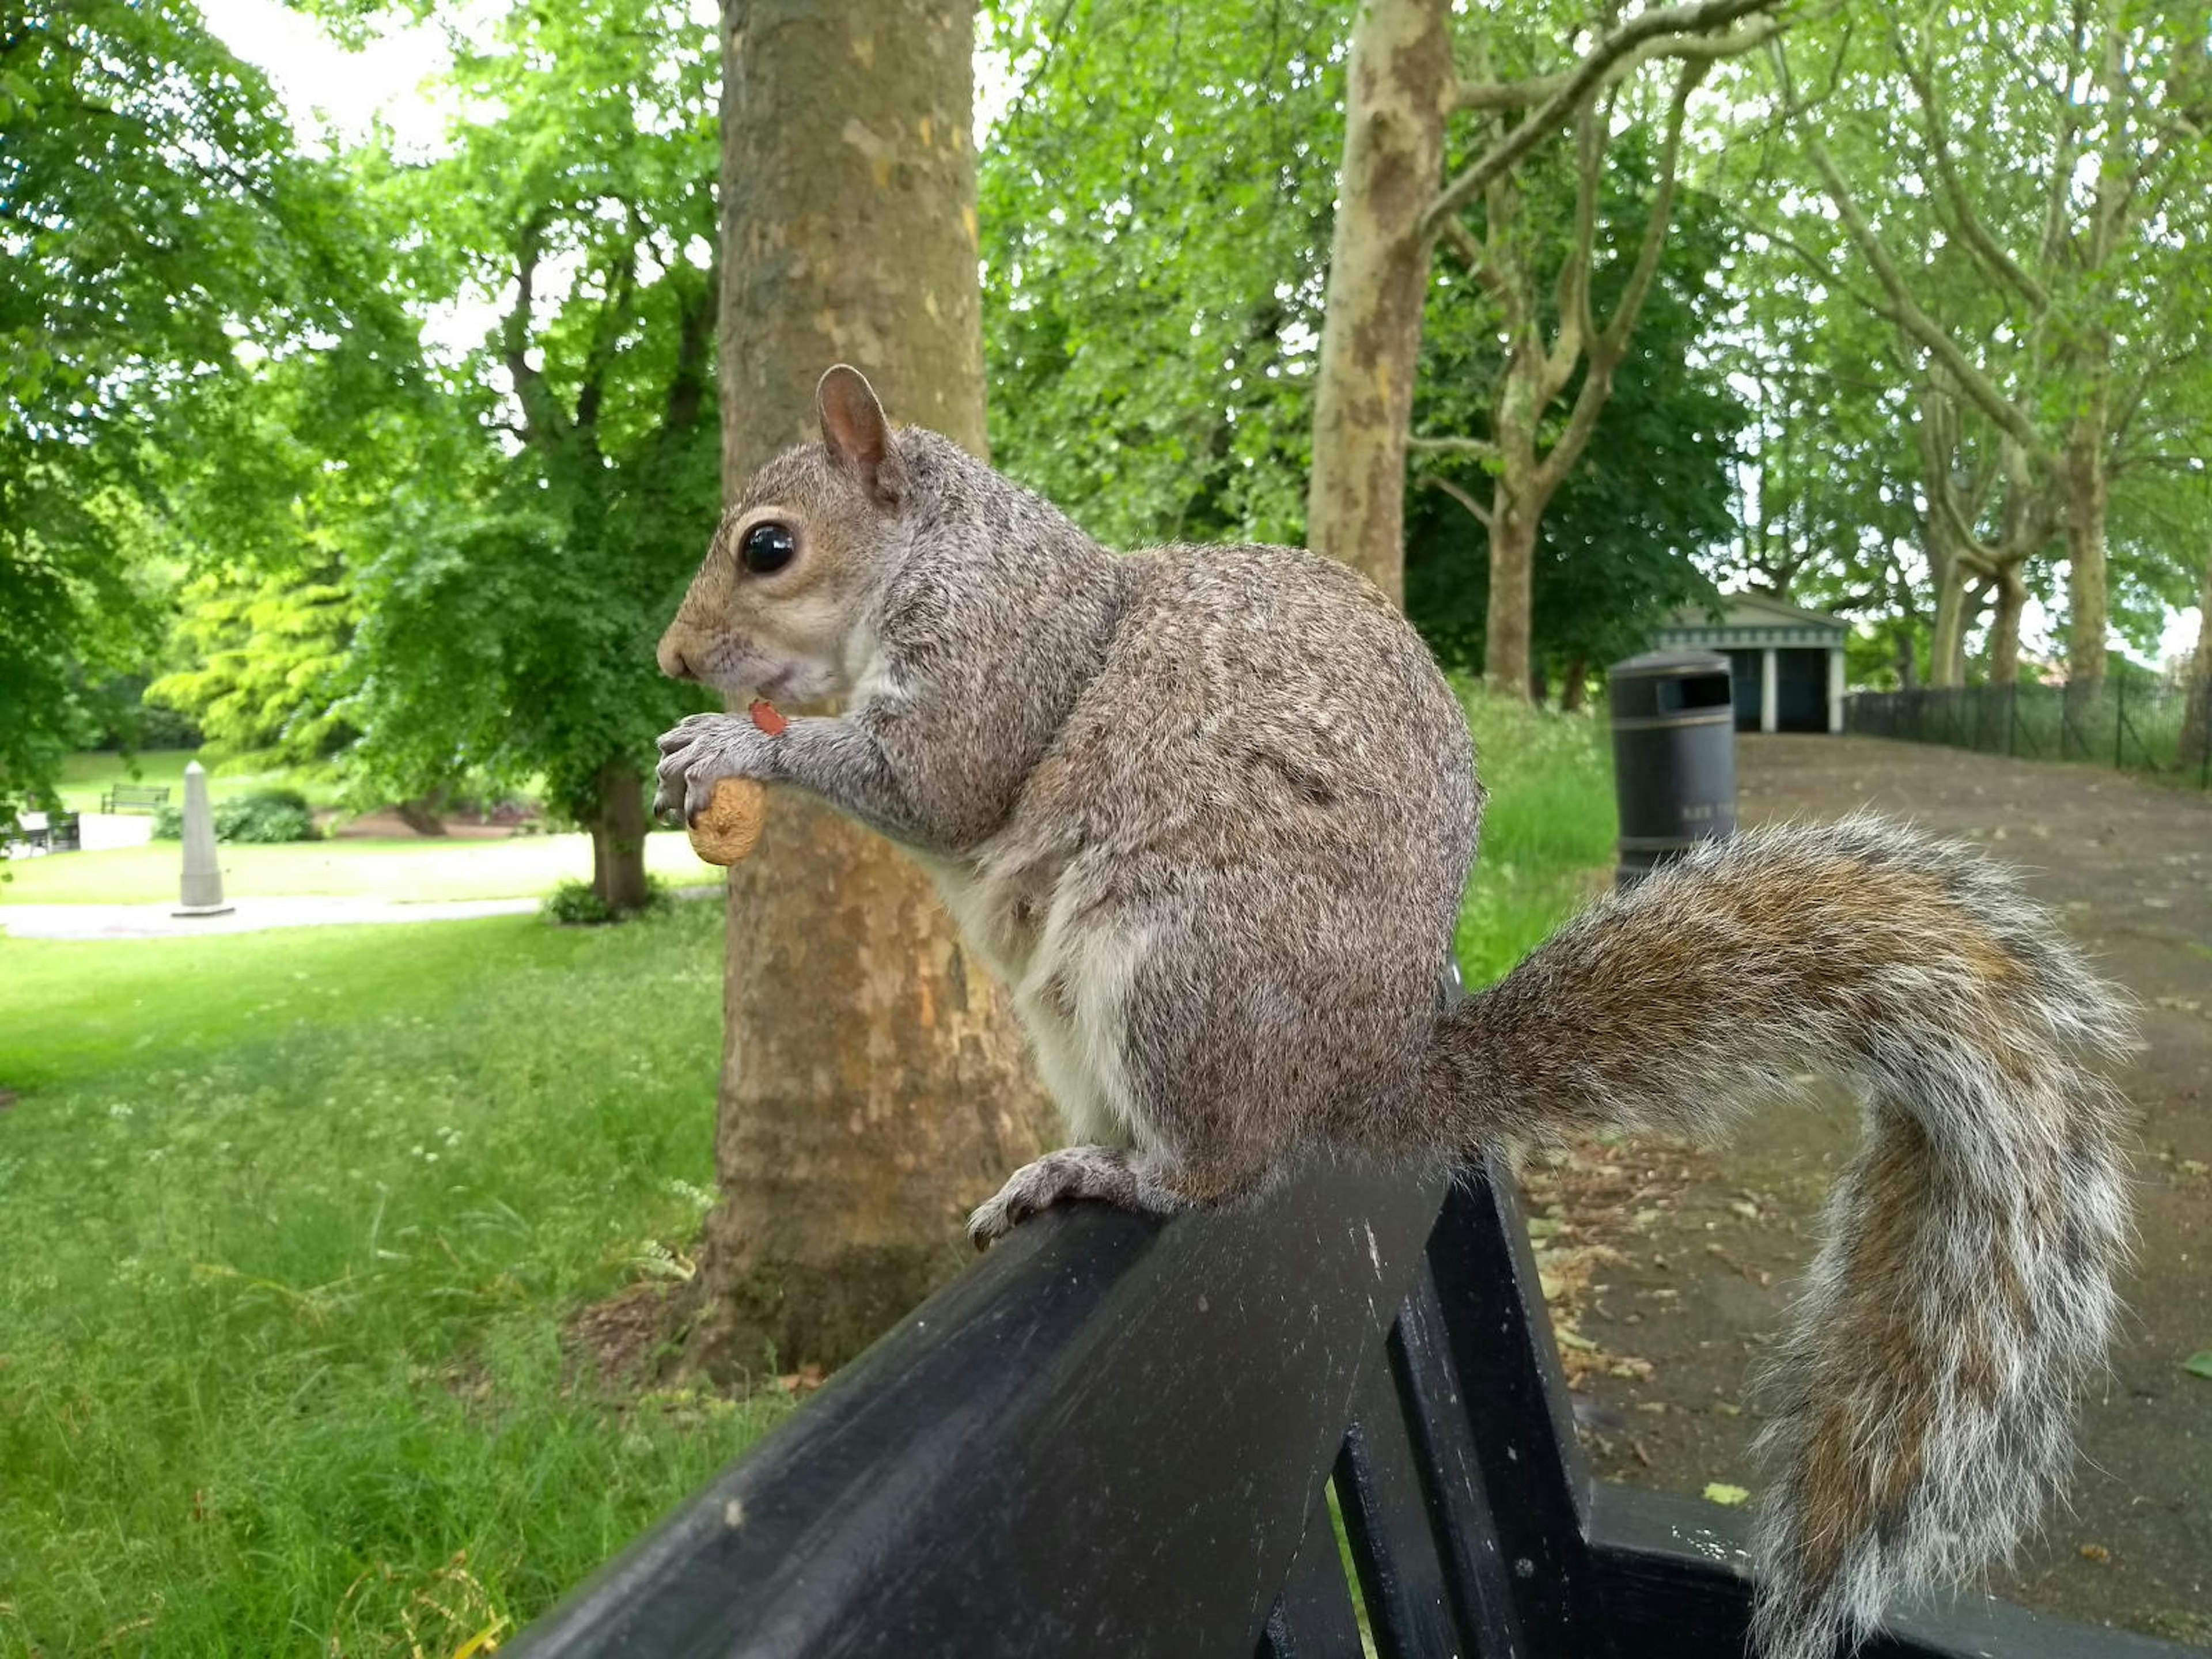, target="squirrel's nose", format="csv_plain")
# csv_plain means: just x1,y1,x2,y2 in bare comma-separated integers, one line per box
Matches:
657,635,698,681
